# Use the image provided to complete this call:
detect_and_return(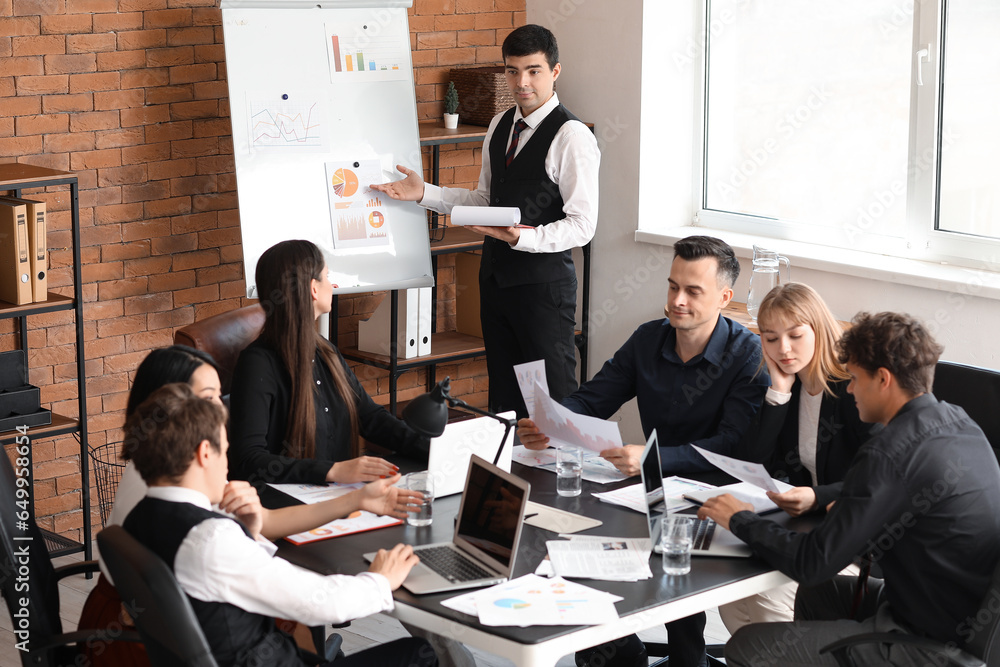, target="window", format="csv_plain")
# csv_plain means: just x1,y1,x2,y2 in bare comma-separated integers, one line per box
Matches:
655,1,1000,267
